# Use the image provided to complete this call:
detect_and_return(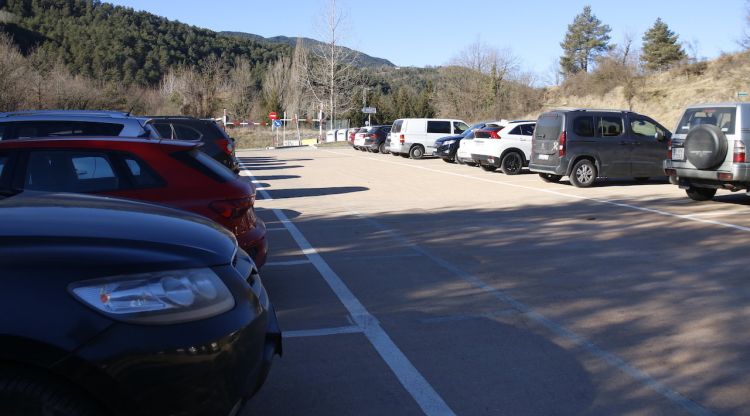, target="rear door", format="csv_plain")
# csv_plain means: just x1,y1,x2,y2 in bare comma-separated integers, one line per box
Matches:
628,115,669,177
532,113,564,168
